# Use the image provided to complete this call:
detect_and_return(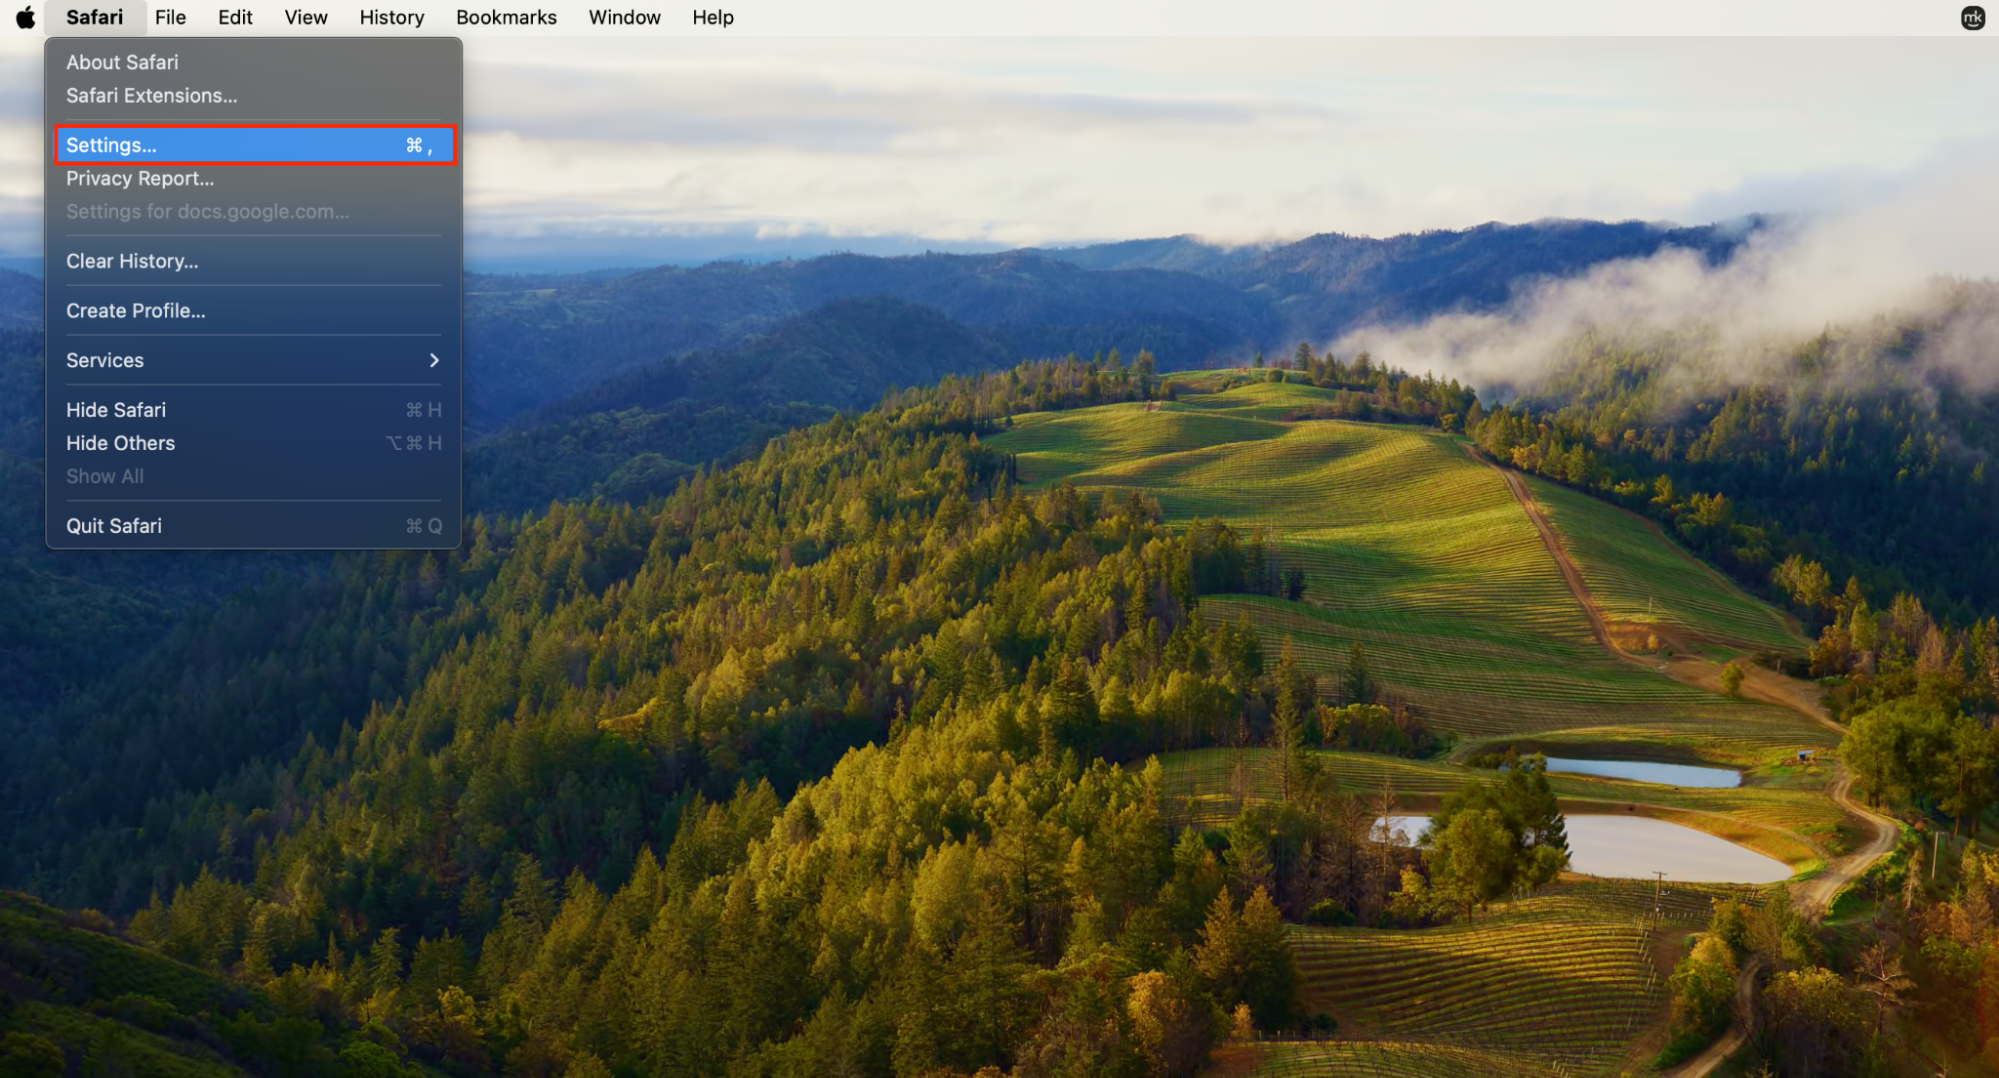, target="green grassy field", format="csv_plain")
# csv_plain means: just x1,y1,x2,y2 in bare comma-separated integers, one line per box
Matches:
992,386,1826,763
1238,1038,1553,1078
1528,475,1805,654
1285,879,1743,1076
